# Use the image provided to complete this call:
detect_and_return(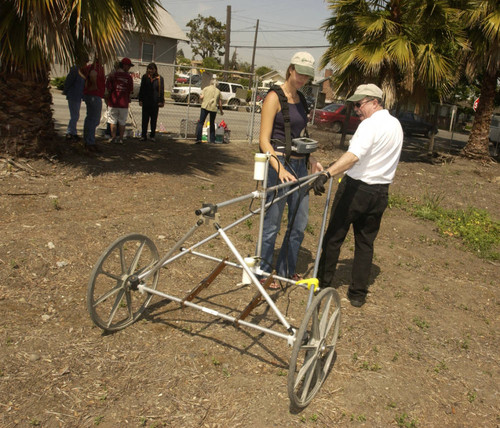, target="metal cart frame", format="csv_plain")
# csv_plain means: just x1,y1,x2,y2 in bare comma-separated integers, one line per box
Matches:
87,155,341,408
